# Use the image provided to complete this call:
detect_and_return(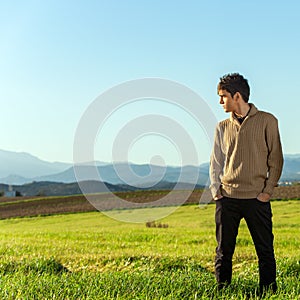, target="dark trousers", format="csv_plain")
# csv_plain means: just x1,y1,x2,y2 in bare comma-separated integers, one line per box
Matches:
215,197,277,291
